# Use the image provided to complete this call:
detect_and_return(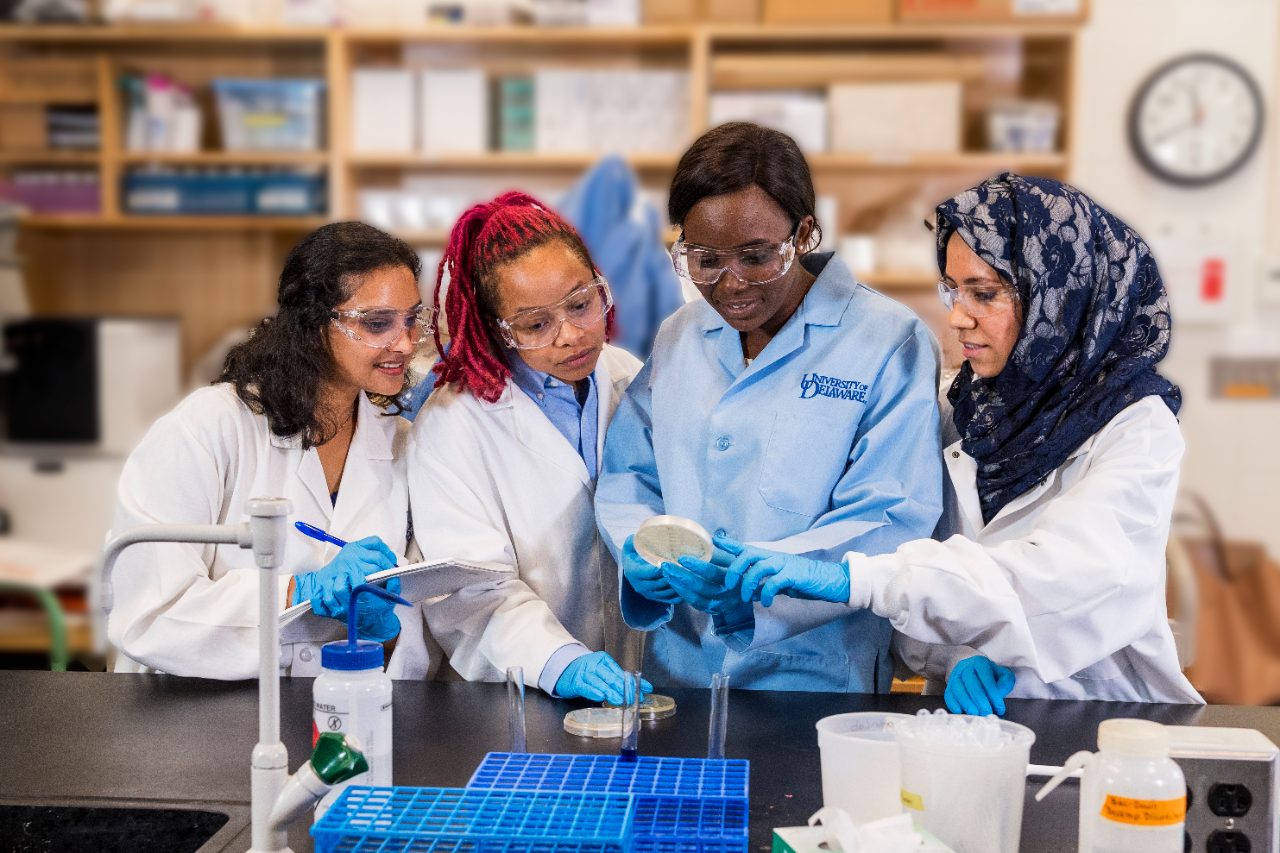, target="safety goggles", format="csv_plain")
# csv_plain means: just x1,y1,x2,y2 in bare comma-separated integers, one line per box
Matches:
671,231,798,286
330,304,437,349
937,279,1019,319
495,277,613,350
